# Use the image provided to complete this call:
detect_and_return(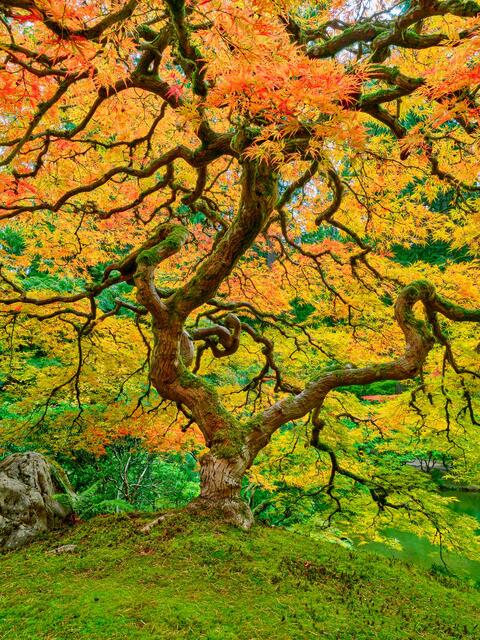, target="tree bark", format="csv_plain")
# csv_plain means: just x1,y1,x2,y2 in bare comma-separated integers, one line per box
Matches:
187,453,253,530
132,161,277,529
131,158,480,533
